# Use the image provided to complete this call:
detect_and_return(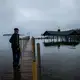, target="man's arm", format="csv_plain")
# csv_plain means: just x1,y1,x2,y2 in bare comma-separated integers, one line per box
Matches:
9,34,13,43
